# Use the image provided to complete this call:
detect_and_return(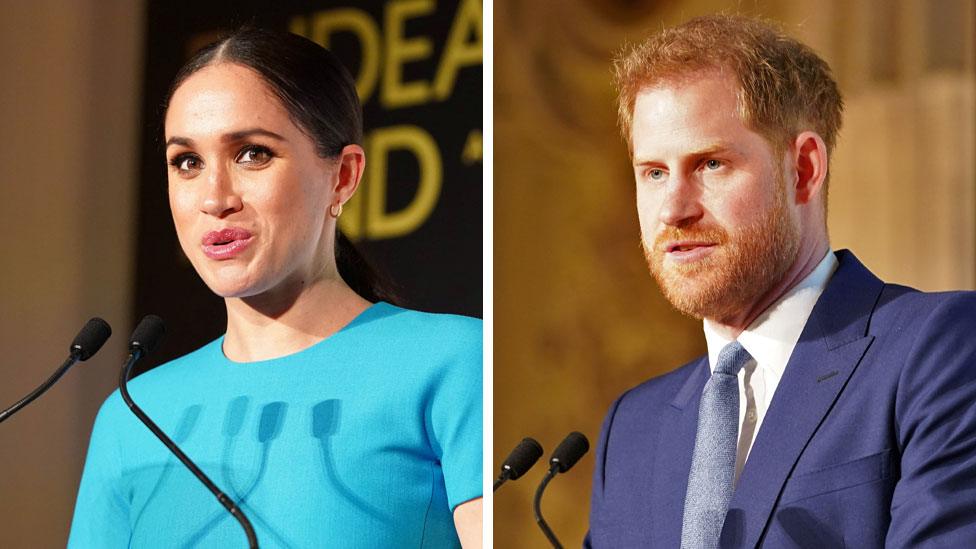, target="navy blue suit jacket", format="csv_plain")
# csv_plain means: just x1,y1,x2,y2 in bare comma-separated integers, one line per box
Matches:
587,250,976,547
